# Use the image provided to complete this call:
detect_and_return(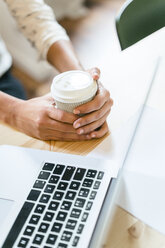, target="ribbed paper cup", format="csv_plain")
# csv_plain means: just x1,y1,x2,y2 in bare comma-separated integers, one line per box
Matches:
51,70,97,113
